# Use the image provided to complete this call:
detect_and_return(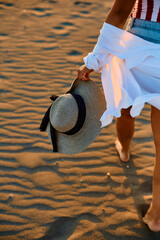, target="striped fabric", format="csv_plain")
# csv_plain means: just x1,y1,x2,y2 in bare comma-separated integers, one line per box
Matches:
131,0,160,22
